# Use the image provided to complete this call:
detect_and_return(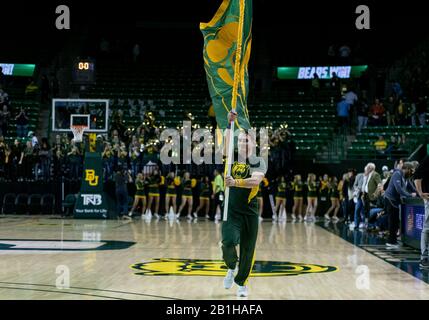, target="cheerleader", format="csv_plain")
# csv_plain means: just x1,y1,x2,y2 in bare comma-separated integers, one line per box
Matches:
273,176,287,222
164,171,180,219
146,169,164,219
194,176,211,219
305,173,318,222
128,173,147,218
292,174,304,222
177,172,195,220
325,176,340,222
